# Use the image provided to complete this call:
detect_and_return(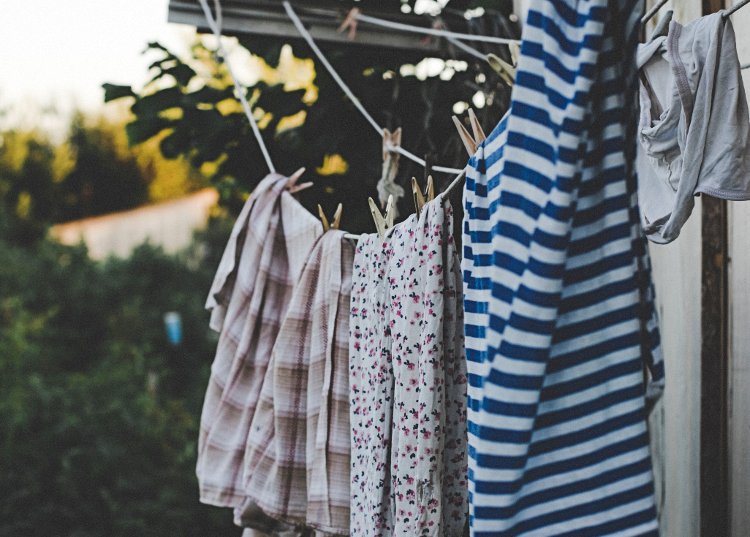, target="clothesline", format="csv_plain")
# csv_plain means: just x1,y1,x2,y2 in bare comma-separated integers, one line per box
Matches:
641,0,669,24
644,0,750,25
283,2,465,175
725,0,750,19
199,0,513,179
197,0,276,174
